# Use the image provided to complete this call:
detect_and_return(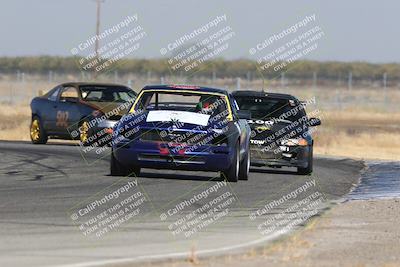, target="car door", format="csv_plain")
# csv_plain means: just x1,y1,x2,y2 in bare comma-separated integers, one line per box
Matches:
55,86,82,136
42,86,61,133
